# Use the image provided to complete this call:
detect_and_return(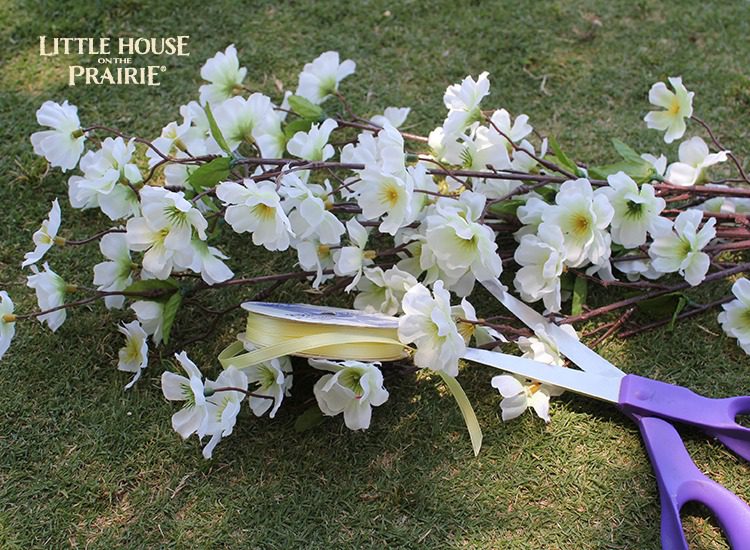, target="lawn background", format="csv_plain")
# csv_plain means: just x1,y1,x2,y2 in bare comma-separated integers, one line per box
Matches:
1,1,749,548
